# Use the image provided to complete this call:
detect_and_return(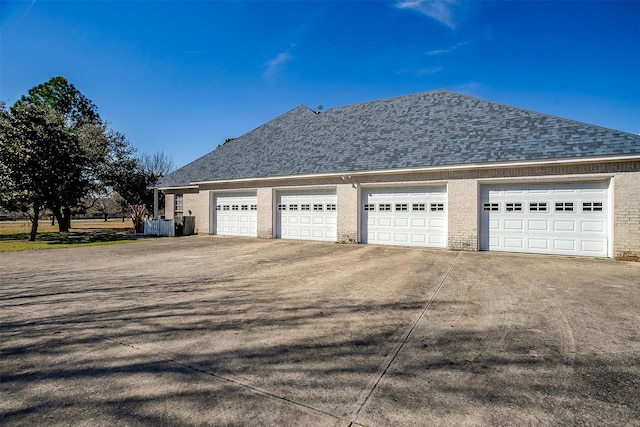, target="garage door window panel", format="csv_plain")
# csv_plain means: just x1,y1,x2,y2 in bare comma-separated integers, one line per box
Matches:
506,203,522,212
529,202,547,212
555,202,574,212
583,202,603,212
